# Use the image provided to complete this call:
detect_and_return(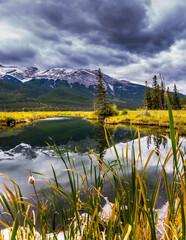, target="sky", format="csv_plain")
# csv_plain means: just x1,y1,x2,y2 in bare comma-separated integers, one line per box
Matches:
0,0,186,94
